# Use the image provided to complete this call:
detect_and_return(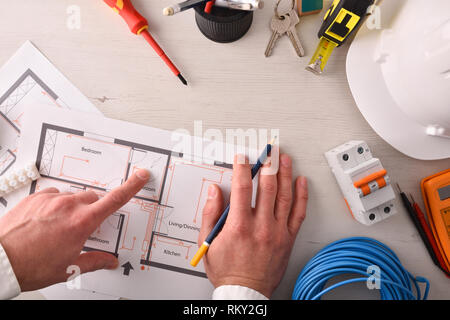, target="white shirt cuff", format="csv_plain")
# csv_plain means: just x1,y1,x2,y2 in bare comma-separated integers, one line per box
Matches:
212,285,269,300
0,243,21,300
